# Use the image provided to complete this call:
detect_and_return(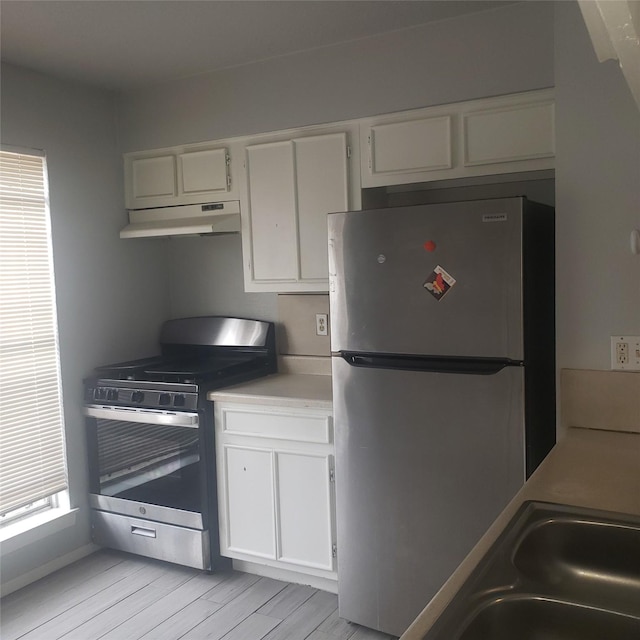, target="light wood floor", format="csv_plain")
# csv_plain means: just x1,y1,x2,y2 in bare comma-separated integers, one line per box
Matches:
0,550,397,640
